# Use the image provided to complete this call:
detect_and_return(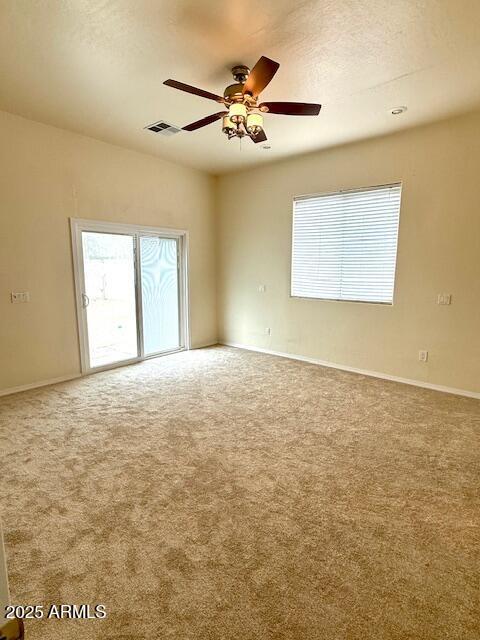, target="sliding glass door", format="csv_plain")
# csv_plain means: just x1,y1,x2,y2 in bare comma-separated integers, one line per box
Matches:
72,219,187,373
140,236,180,356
